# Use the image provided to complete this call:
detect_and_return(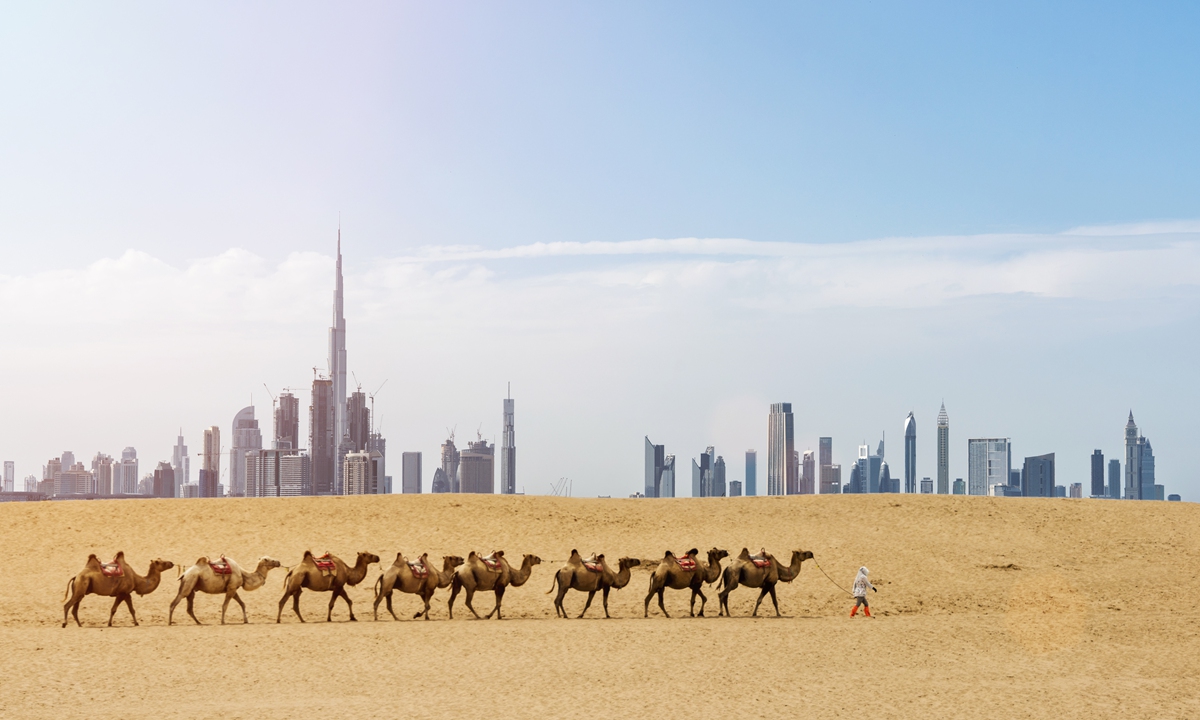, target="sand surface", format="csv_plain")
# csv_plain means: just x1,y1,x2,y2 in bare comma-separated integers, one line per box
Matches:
1,493,1197,719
